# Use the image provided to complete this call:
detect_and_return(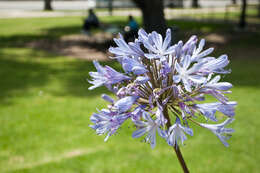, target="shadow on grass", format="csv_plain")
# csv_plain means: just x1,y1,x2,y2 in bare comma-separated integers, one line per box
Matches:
50,59,119,98
0,51,49,104
0,49,121,105
0,25,81,48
